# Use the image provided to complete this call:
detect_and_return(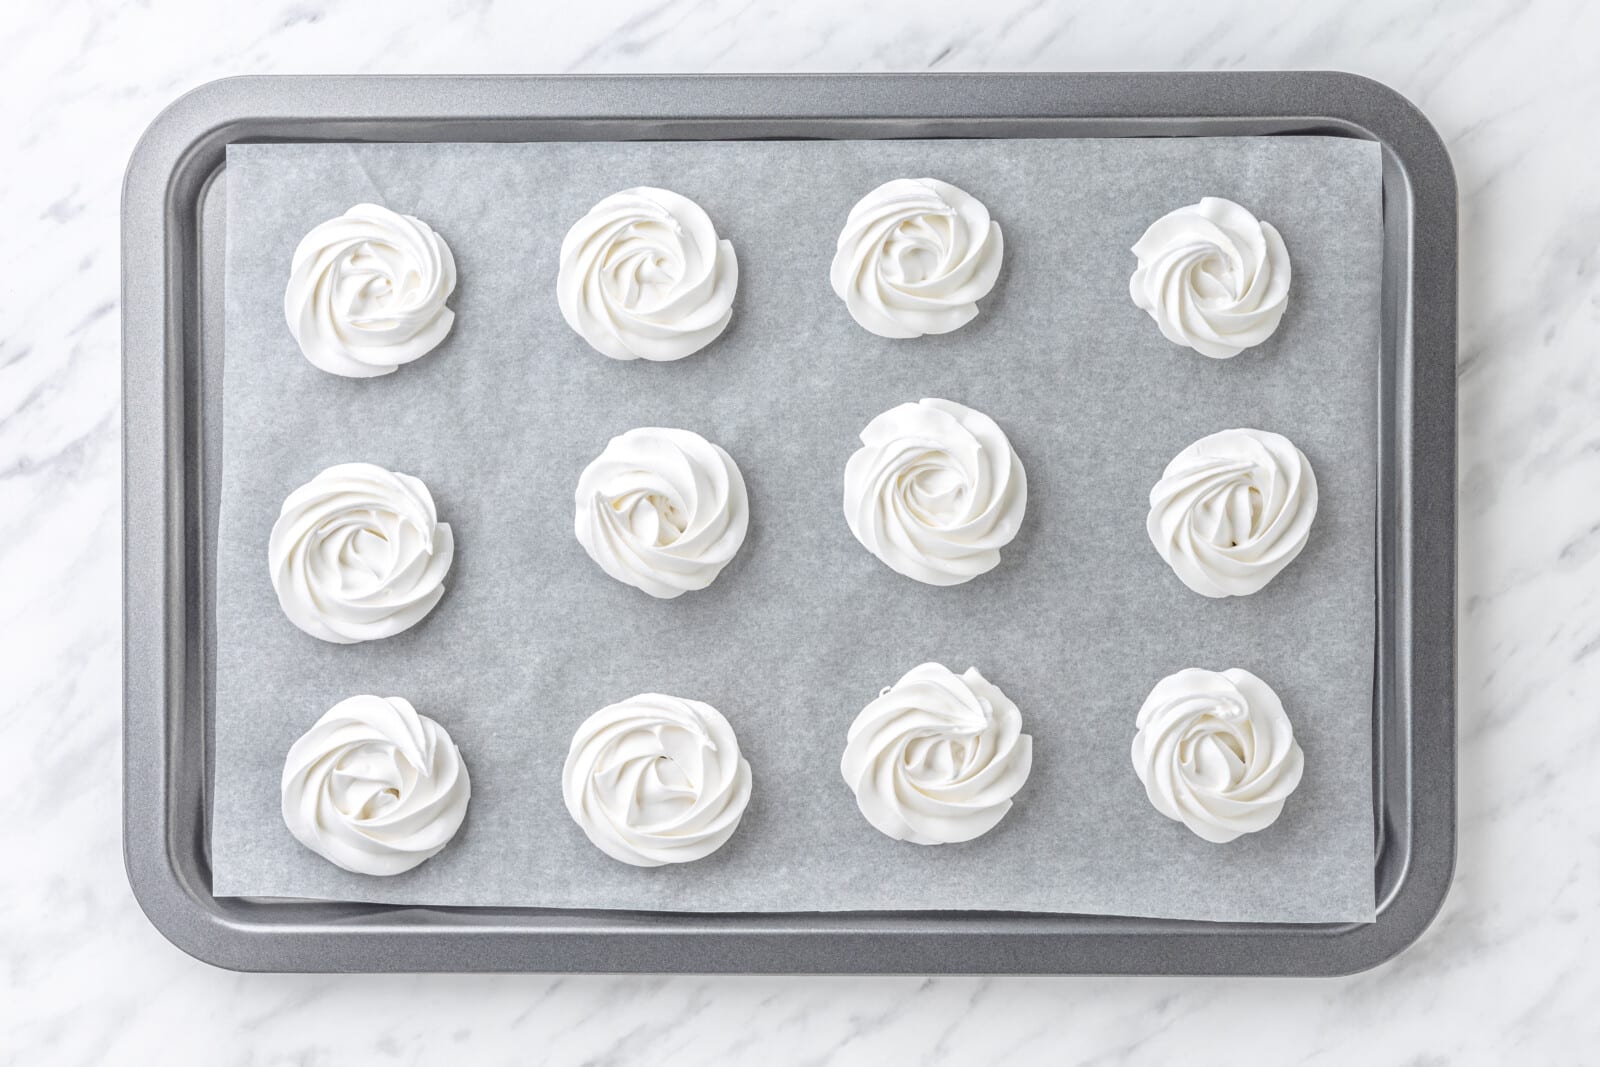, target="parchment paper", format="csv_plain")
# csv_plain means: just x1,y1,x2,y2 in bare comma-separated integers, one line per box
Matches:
211,136,1381,922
